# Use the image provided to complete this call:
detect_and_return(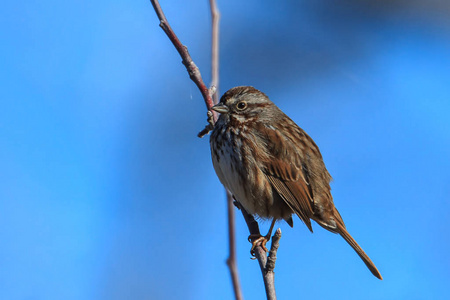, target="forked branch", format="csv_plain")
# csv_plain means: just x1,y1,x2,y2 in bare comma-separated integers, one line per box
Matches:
149,1,280,299
237,202,281,300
